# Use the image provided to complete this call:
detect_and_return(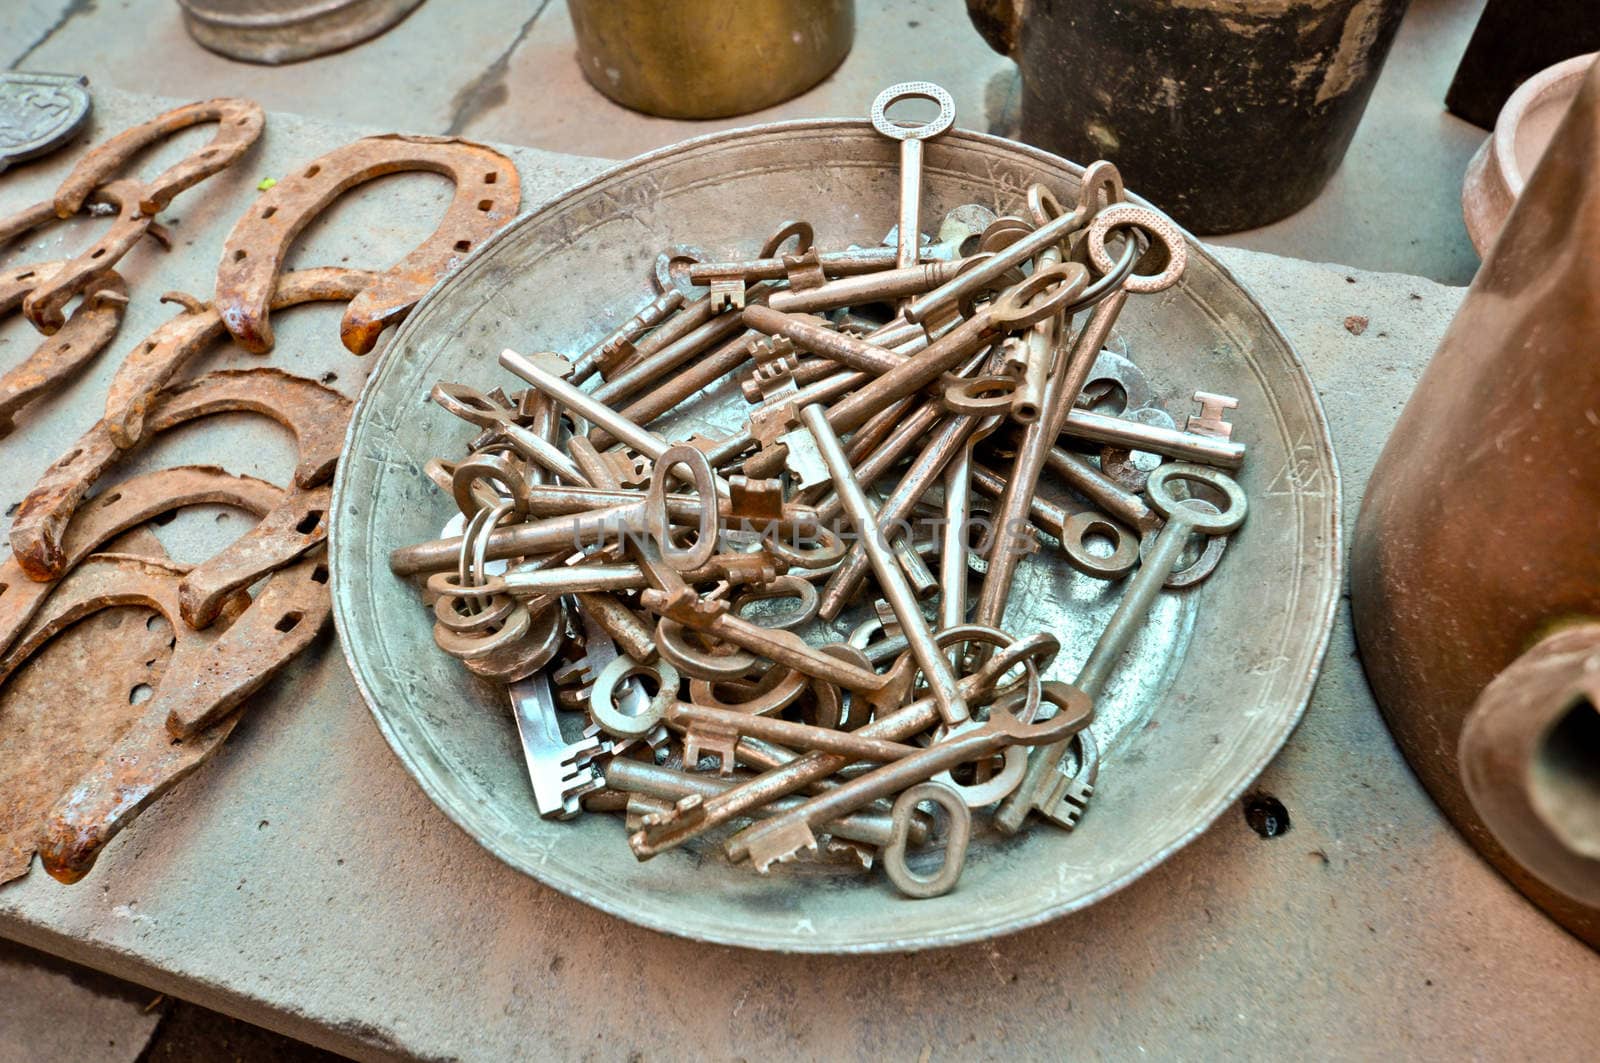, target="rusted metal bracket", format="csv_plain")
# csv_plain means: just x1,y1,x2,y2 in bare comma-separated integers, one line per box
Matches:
52,97,266,218
0,178,170,335
0,548,328,884
0,263,127,437
214,134,521,355
103,267,375,448
0,465,285,656
10,368,350,585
